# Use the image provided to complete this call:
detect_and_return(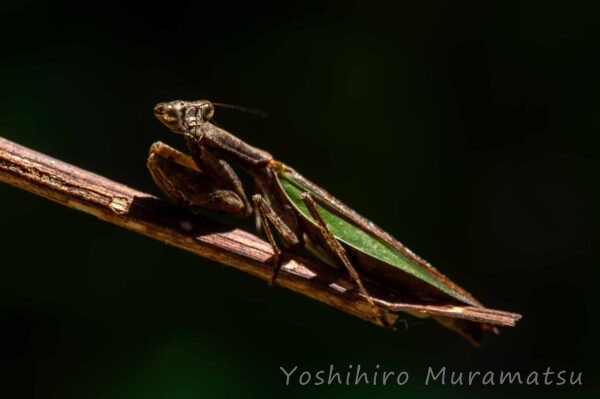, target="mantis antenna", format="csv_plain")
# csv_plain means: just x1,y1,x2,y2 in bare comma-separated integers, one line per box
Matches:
212,102,269,119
